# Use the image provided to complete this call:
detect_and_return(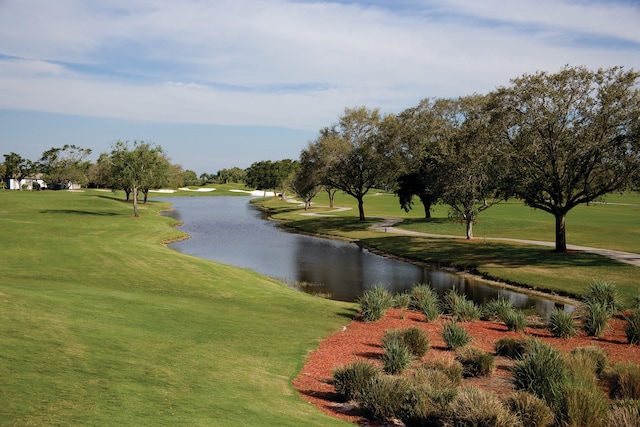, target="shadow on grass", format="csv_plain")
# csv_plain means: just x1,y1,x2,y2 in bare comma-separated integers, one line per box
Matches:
361,235,623,269
289,217,375,234
41,209,122,216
